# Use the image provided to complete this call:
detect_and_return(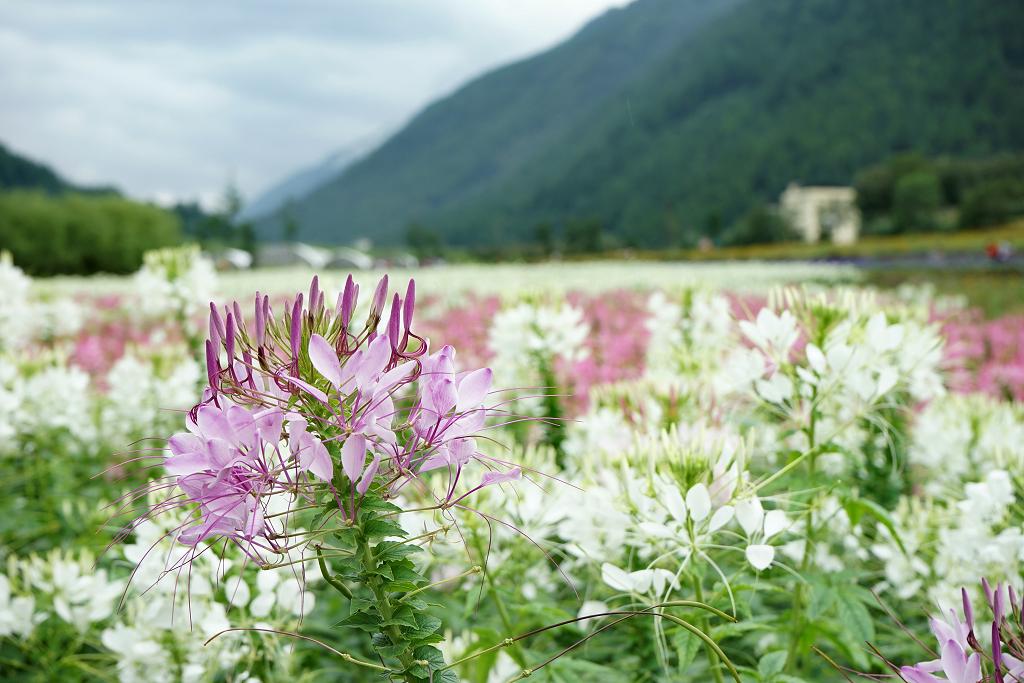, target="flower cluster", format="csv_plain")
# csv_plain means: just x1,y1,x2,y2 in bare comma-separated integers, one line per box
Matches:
897,580,1024,683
